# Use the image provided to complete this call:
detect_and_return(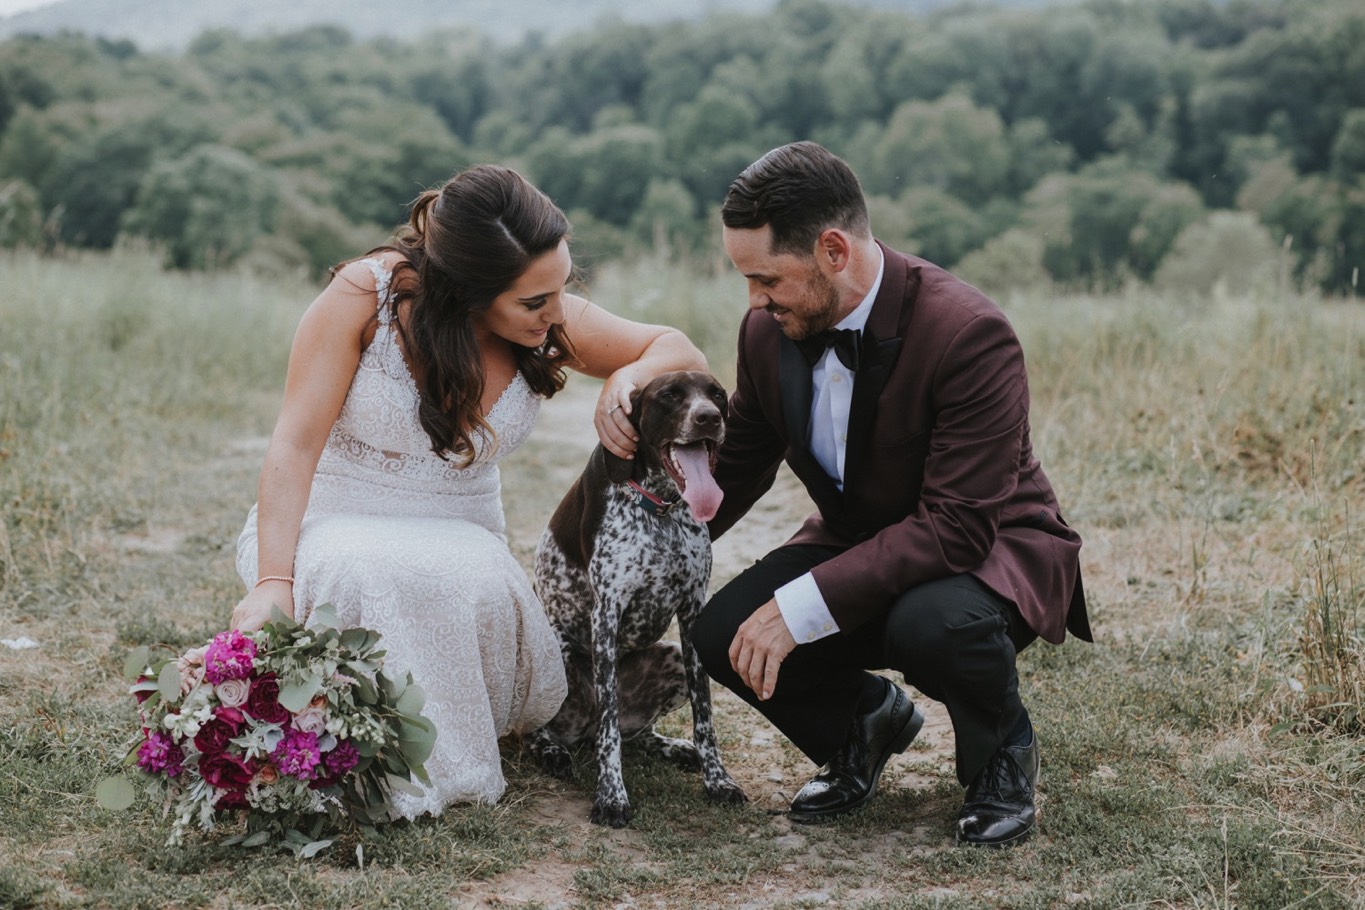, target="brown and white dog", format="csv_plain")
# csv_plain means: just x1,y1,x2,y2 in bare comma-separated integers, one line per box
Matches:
529,370,747,827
